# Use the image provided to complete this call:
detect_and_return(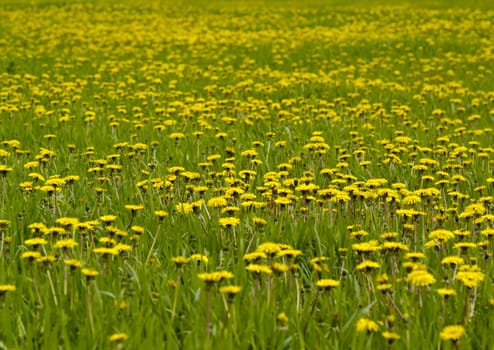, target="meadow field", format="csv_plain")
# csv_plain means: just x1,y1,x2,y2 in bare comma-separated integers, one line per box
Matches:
0,0,493,348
